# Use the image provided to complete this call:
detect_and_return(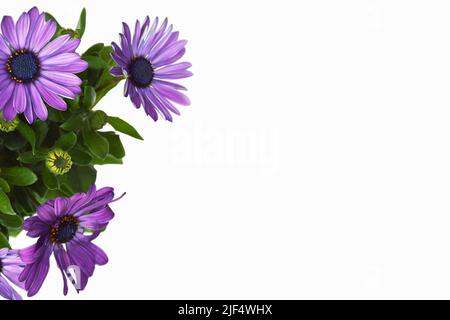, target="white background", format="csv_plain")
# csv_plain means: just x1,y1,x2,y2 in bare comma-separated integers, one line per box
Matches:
6,0,450,299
